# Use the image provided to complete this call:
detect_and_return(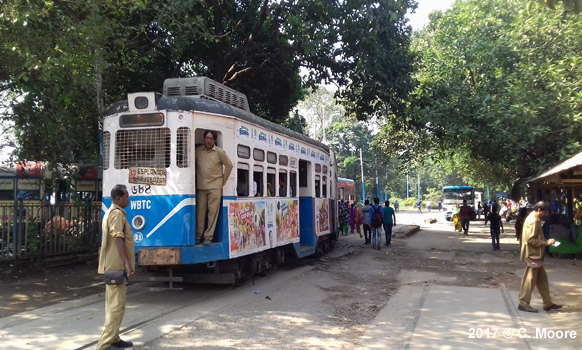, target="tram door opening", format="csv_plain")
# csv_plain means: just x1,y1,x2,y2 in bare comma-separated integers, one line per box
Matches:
194,128,224,242
298,159,315,246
